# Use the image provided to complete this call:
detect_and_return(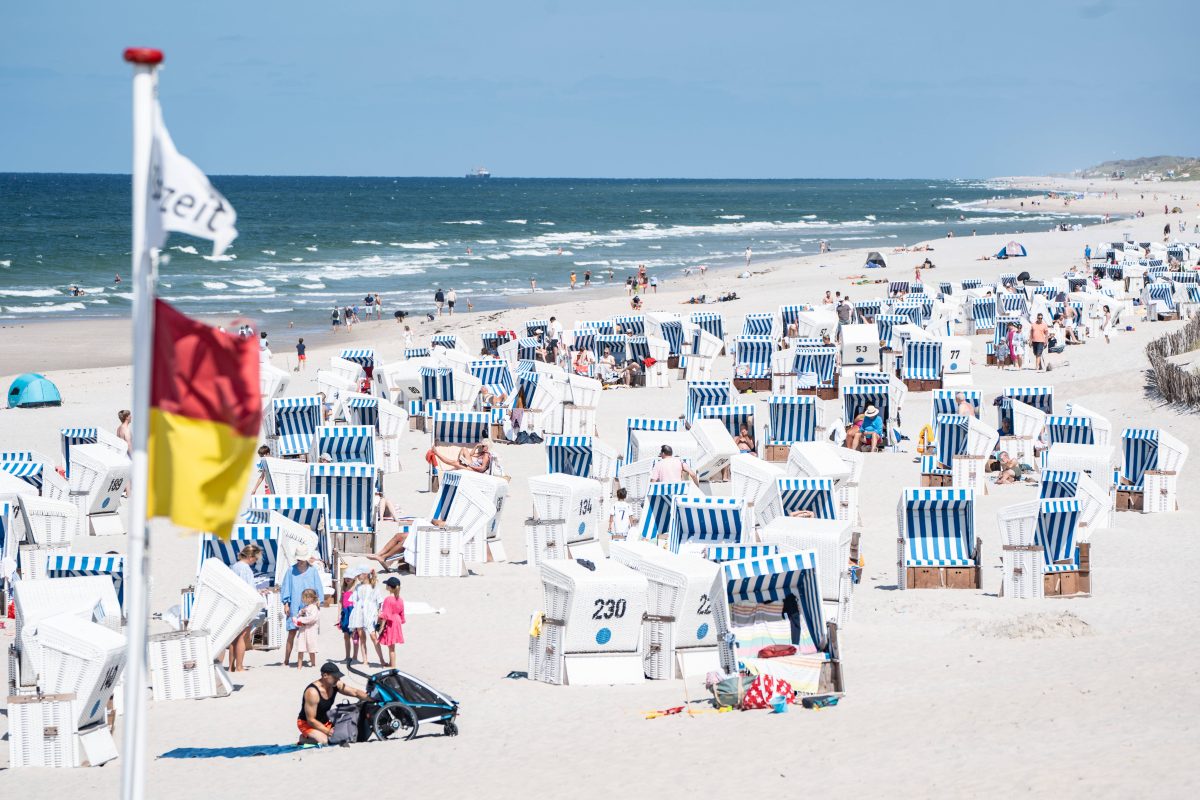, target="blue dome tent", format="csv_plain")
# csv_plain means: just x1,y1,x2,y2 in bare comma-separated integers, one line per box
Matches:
995,241,1028,259
7,373,62,408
